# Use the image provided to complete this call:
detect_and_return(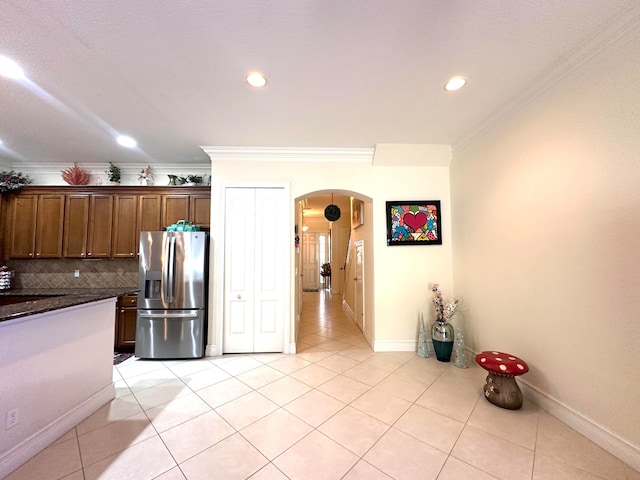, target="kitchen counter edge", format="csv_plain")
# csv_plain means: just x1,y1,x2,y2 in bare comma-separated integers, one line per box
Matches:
0,288,139,323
